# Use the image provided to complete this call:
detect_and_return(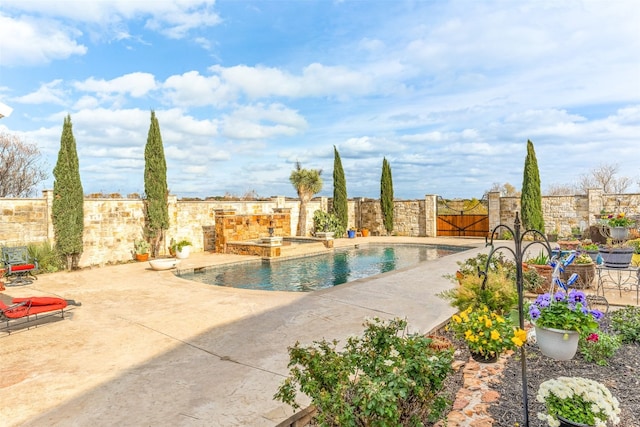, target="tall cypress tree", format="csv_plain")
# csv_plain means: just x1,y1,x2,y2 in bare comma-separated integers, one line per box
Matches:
144,110,170,257
521,139,544,231
380,157,394,234
332,146,348,231
52,114,84,270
